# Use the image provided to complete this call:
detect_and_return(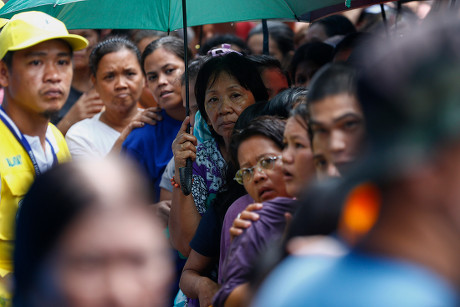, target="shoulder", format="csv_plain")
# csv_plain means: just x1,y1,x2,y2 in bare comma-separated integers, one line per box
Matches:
125,124,157,143
257,197,296,220
66,114,100,136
